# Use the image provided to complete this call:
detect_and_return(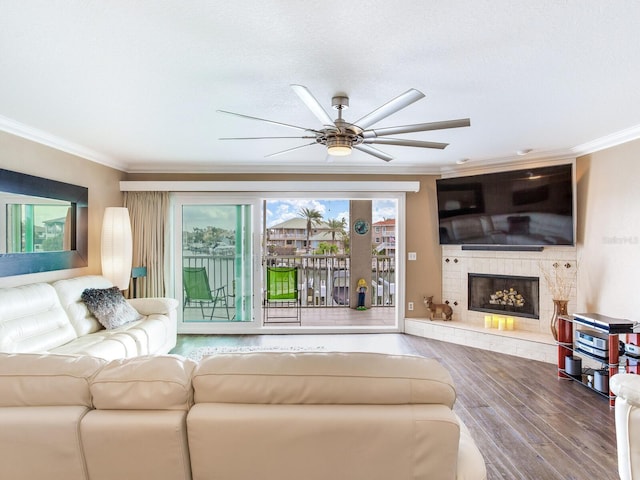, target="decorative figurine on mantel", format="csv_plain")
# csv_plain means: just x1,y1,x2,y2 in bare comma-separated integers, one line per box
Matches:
424,296,453,321
356,278,368,311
